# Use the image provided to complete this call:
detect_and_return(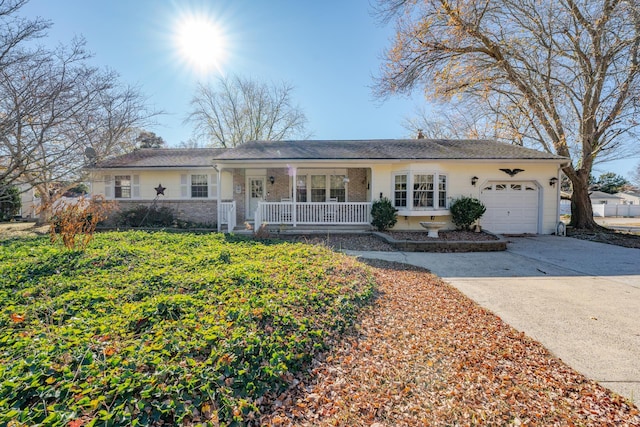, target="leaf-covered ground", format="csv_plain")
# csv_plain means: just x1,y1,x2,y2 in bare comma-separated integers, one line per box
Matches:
263,260,640,426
